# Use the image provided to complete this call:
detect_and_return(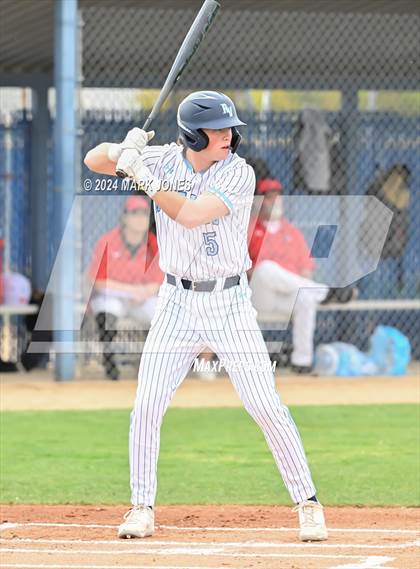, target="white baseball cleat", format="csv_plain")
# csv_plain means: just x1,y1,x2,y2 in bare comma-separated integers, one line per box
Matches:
293,500,328,541
118,505,154,539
